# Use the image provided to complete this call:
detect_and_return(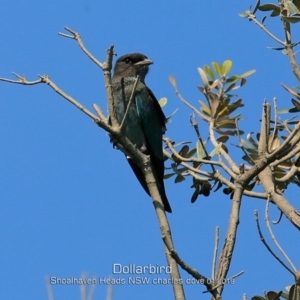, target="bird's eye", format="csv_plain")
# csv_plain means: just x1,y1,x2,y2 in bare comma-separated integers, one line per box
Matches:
124,58,132,64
